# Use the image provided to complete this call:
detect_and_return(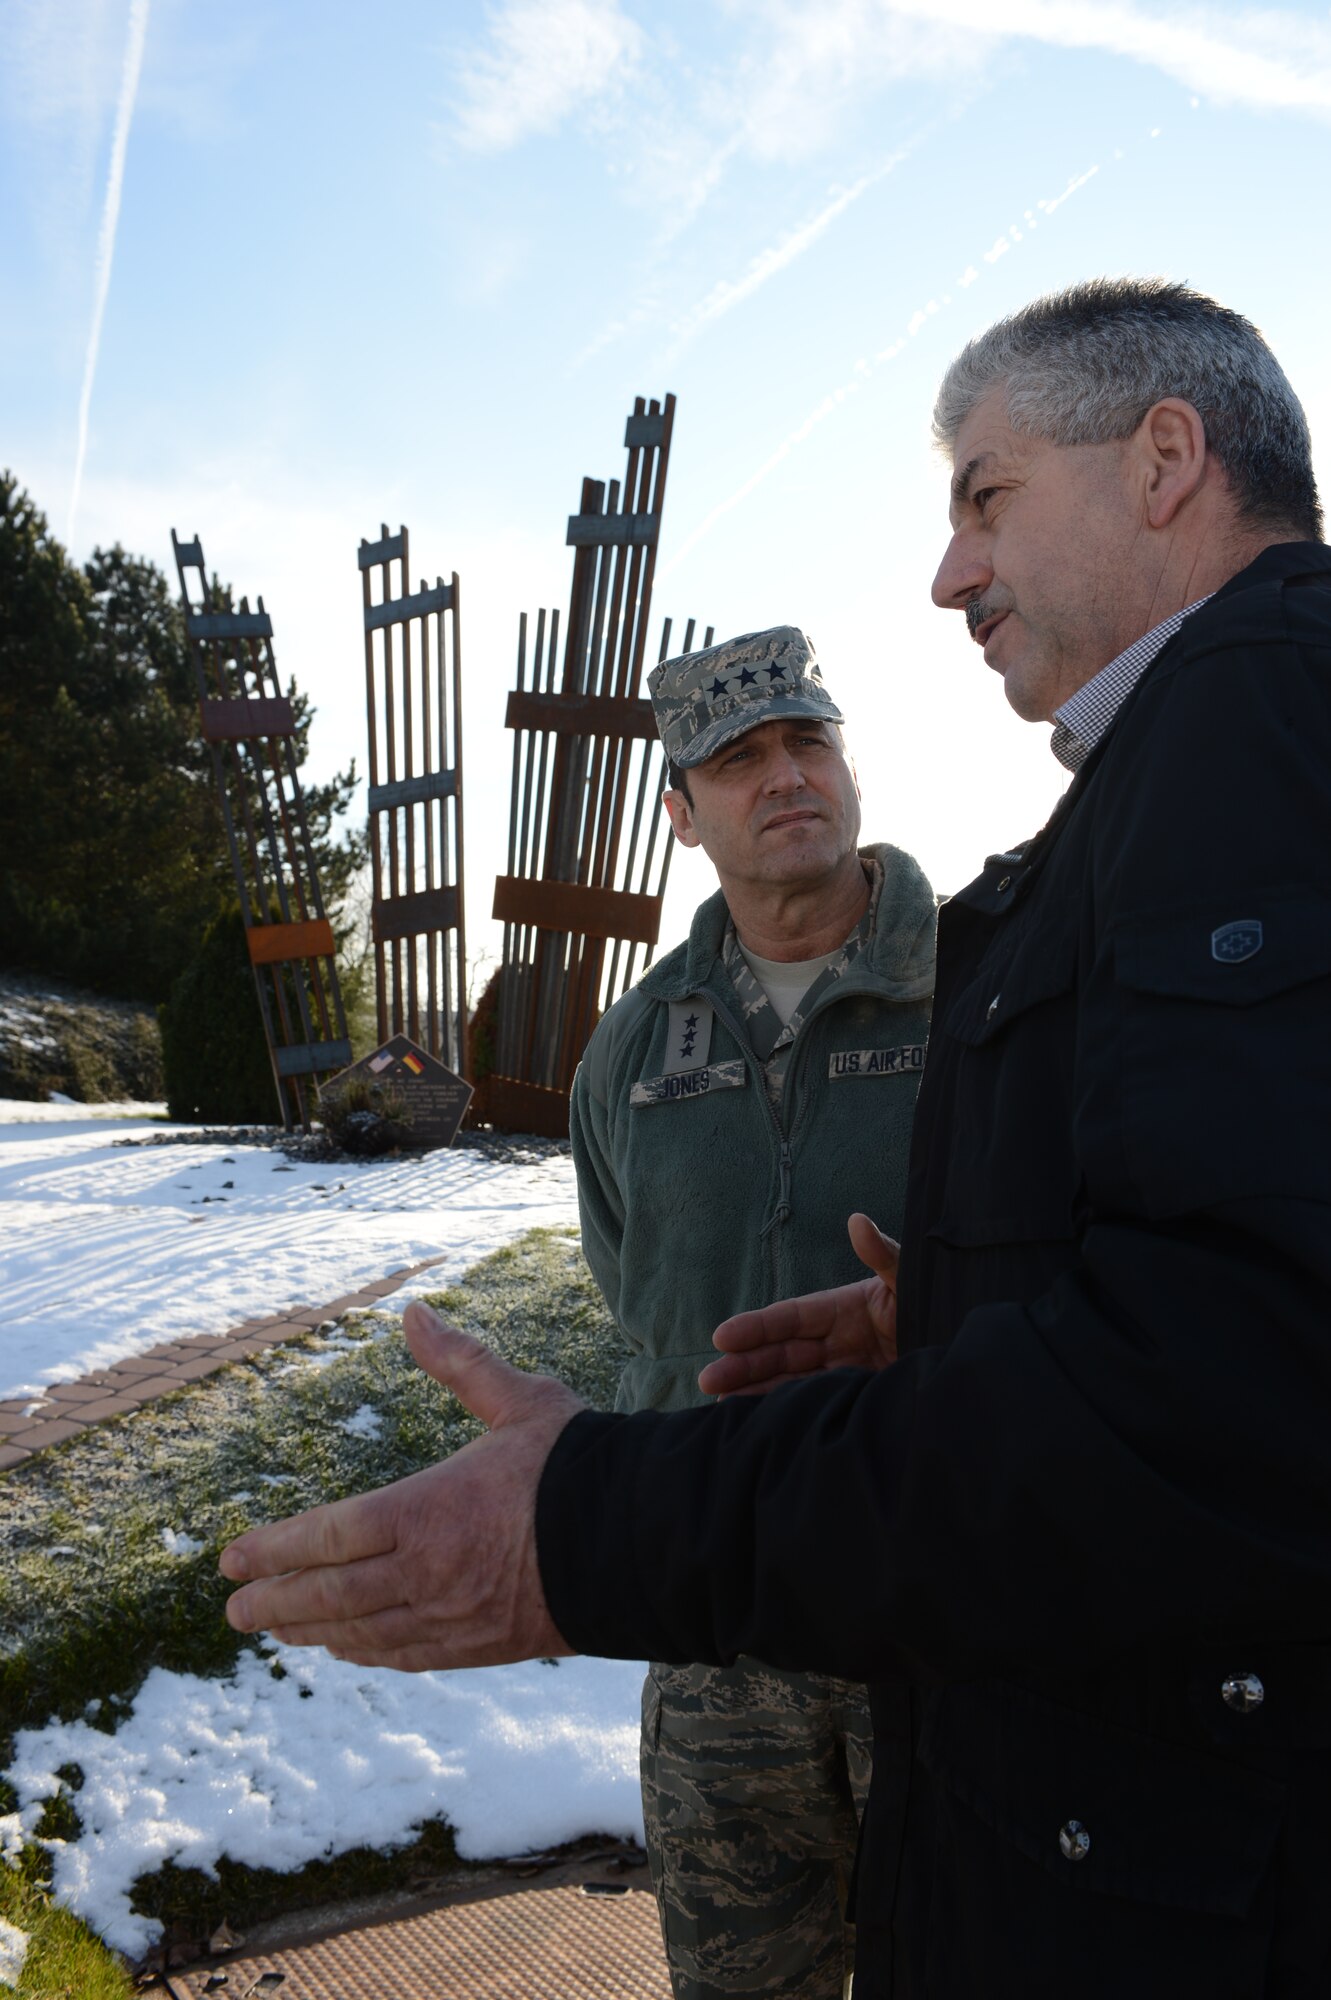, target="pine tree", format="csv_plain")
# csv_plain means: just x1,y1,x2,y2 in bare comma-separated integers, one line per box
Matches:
0,472,363,1004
